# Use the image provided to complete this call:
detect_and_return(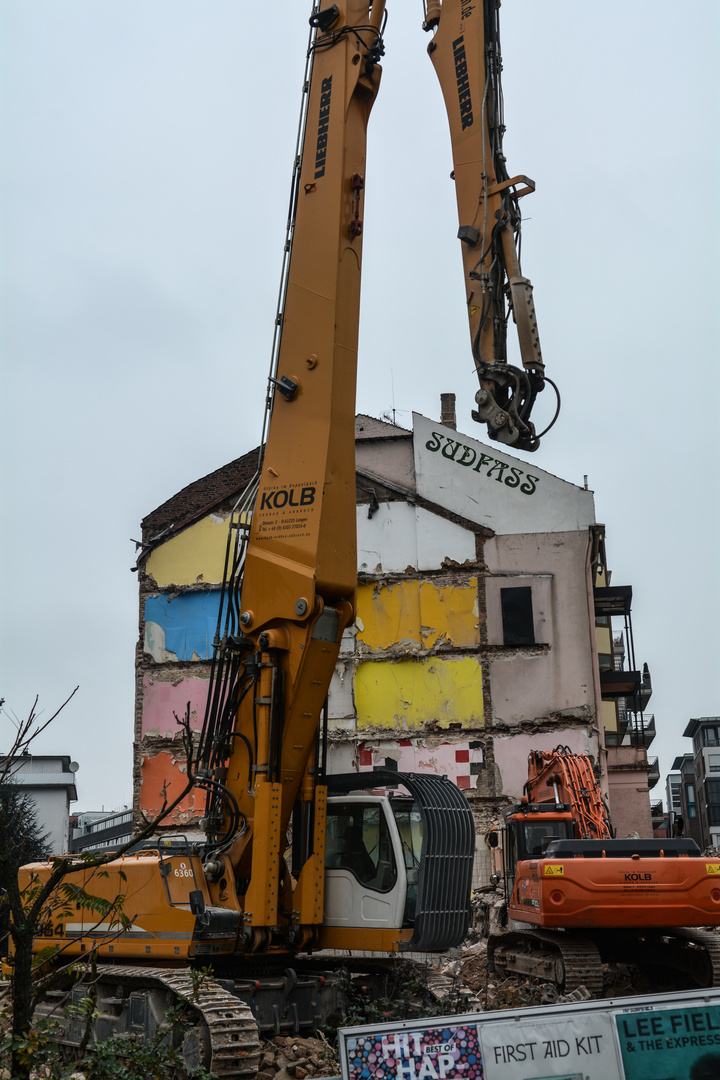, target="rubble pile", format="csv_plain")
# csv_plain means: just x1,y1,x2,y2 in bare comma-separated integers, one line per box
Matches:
257,1035,340,1080
468,889,506,940
453,935,713,1010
